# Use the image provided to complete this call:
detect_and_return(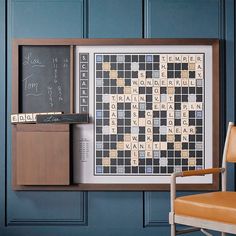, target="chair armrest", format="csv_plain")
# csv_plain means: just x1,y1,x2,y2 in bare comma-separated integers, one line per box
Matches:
170,168,225,214
179,167,225,177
